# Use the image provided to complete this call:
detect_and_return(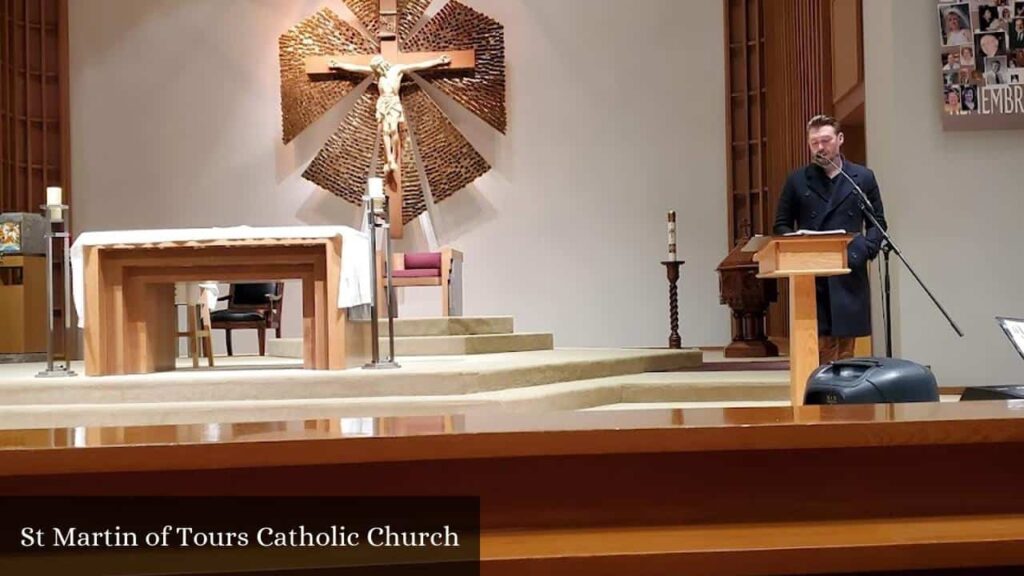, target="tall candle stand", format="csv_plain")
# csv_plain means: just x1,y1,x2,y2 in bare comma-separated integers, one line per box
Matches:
363,191,400,370
663,210,683,349
662,259,685,349
36,201,76,378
